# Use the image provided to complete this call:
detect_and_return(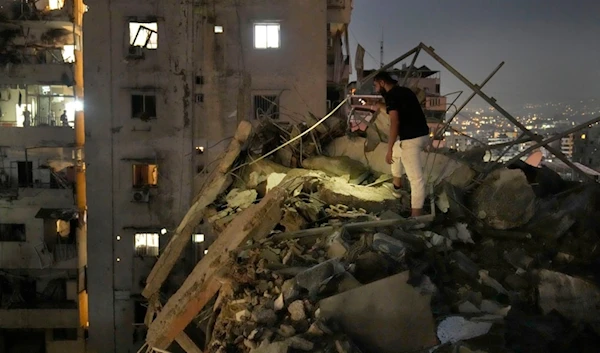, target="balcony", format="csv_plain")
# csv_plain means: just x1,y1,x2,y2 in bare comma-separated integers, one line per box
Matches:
0,125,74,147
0,1,79,85
425,96,447,112
0,63,75,86
0,308,79,329
0,0,75,24
327,0,352,25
